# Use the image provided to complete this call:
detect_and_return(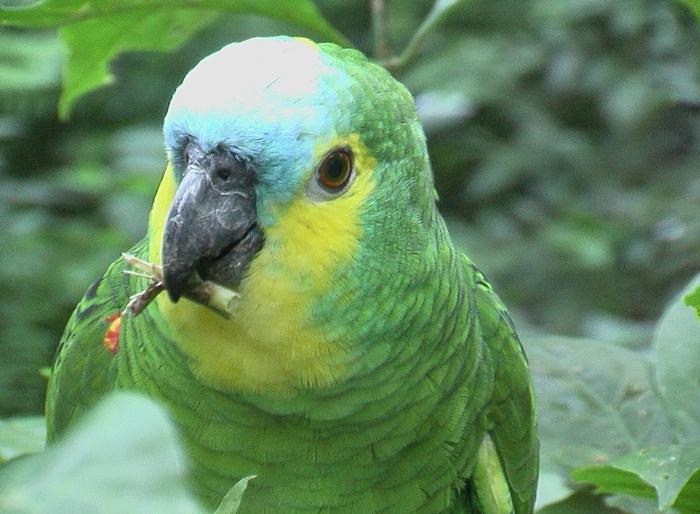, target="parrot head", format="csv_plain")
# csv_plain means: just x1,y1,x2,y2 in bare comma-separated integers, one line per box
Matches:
148,37,440,392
